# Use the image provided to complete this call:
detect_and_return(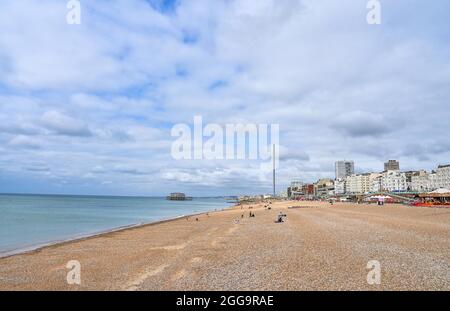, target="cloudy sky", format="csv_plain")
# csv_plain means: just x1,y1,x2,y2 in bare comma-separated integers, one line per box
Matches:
0,0,449,196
